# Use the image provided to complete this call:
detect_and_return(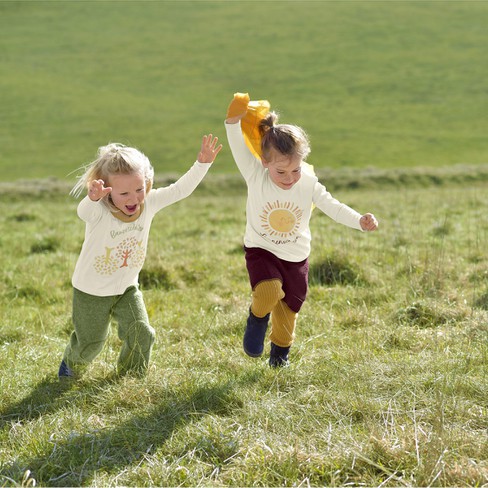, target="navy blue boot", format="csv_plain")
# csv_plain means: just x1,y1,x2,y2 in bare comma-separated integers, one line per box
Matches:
243,310,270,357
269,342,290,367
58,360,76,380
